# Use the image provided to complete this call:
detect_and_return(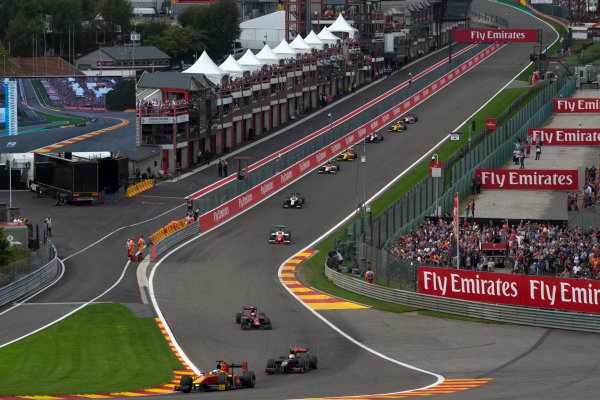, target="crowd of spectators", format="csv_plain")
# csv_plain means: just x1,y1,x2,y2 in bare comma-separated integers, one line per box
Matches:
136,99,188,114
46,77,116,108
387,217,600,280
